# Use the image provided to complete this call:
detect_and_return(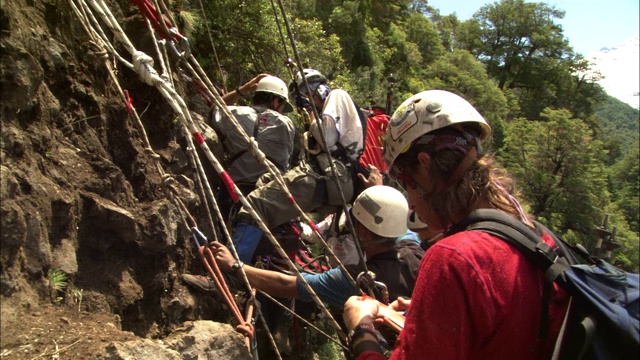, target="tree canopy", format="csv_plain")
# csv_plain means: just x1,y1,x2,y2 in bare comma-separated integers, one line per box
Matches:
183,0,638,271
